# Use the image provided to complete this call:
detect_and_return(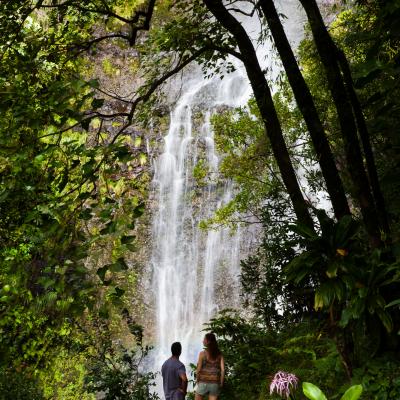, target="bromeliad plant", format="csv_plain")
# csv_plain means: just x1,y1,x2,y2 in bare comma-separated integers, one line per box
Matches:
286,211,400,362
